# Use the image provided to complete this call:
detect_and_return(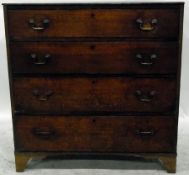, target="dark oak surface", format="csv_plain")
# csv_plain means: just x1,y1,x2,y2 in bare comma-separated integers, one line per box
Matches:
7,8,179,40
13,77,176,114
10,42,178,75
15,115,176,152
